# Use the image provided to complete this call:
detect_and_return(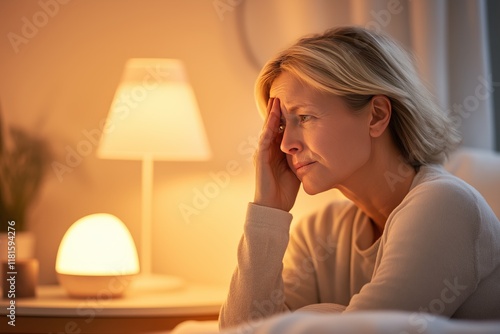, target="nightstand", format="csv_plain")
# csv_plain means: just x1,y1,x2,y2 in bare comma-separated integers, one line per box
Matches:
0,283,227,333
